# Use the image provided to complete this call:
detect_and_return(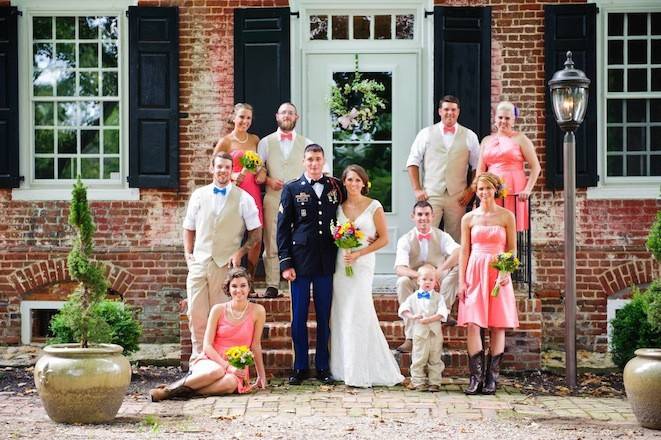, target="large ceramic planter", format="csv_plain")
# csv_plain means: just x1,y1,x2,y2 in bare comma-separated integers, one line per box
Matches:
624,348,661,430
34,343,131,424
